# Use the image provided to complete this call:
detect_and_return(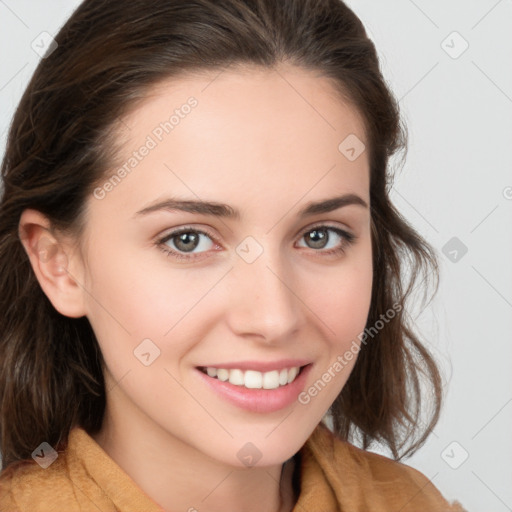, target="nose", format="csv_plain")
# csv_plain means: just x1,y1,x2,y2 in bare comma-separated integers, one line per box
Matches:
226,246,302,343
